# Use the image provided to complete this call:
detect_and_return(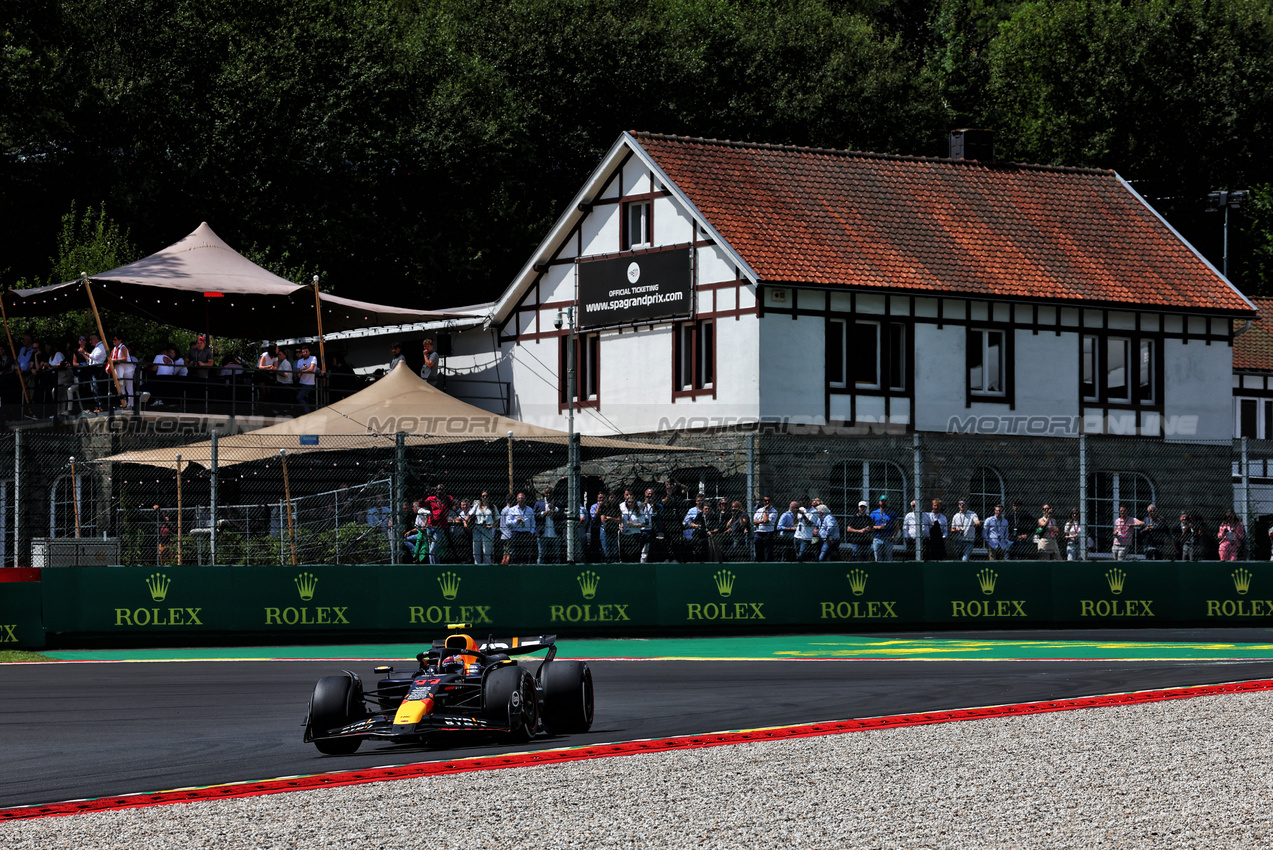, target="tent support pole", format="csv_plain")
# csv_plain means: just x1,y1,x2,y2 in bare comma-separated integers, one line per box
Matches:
83,274,123,400
0,296,31,405
210,432,218,564
175,454,183,566
312,276,327,407
70,457,81,538
394,432,406,563
281,450,297,566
